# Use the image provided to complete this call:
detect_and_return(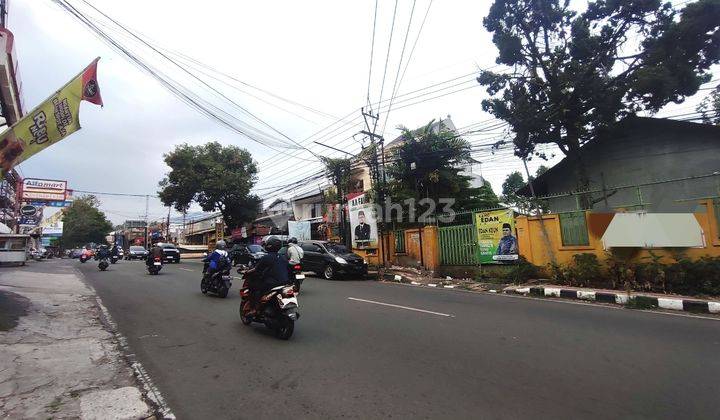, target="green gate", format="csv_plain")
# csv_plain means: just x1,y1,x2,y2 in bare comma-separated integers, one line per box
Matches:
439,224,478,265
